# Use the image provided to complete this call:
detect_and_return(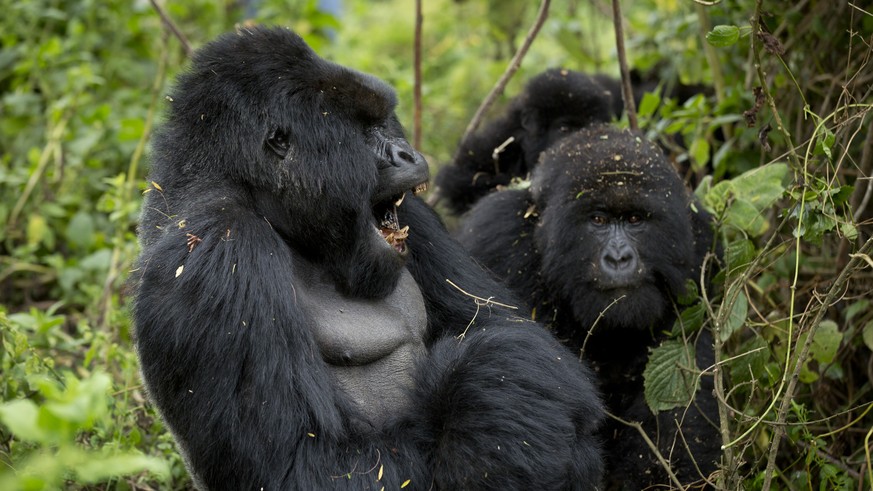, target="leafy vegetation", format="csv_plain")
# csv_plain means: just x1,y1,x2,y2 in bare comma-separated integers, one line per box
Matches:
1,0,871,489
